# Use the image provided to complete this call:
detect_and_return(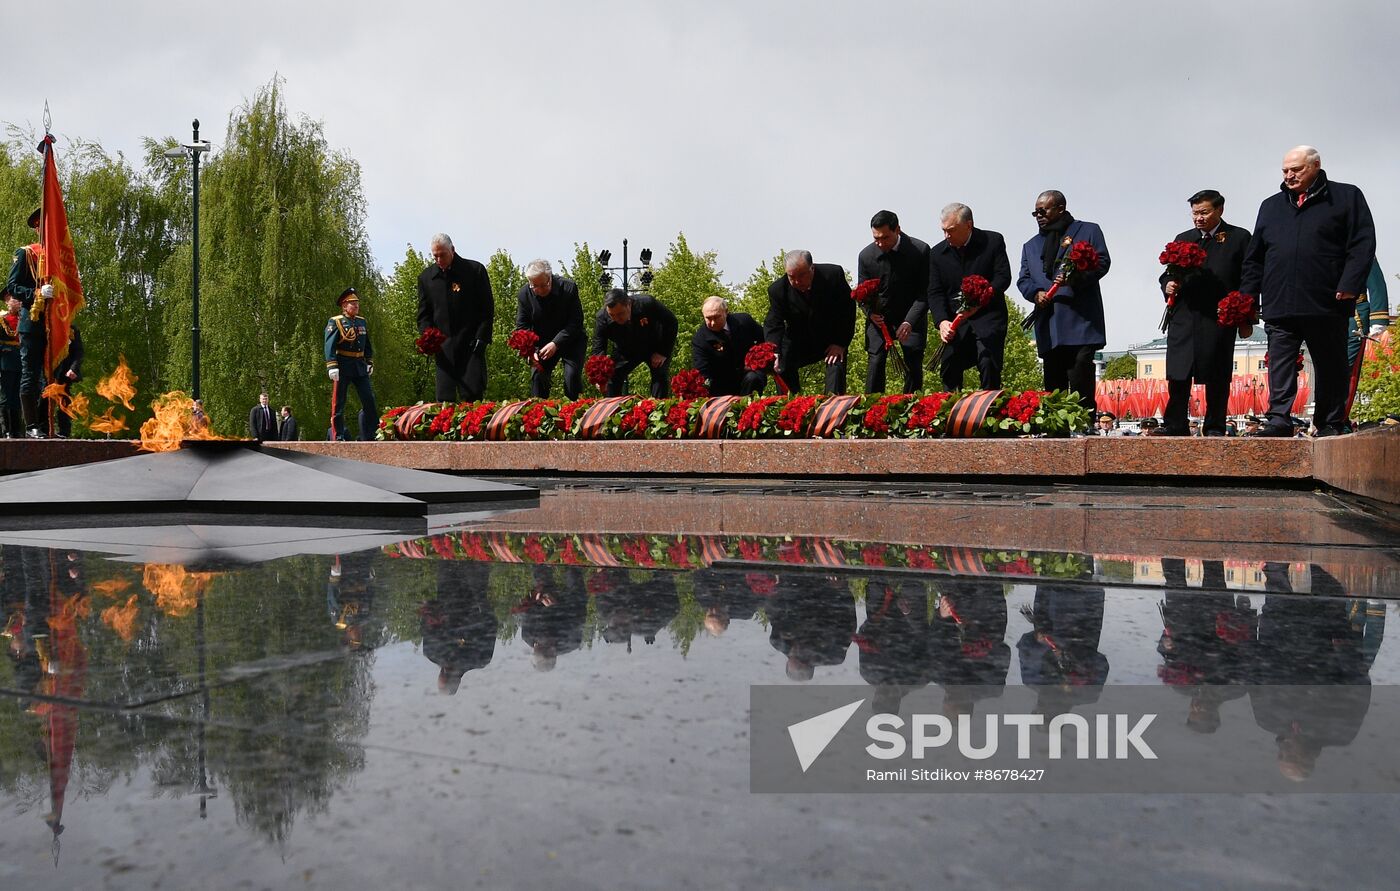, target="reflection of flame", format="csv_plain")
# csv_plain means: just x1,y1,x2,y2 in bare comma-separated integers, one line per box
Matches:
96,355,138,410
88,407,128,436
101,595,140,642
138,391,221,452
90,578,132,599
142,563,217,617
